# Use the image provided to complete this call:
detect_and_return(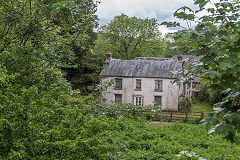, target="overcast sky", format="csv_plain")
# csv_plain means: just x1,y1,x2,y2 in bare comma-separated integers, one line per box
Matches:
96,0,198,35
